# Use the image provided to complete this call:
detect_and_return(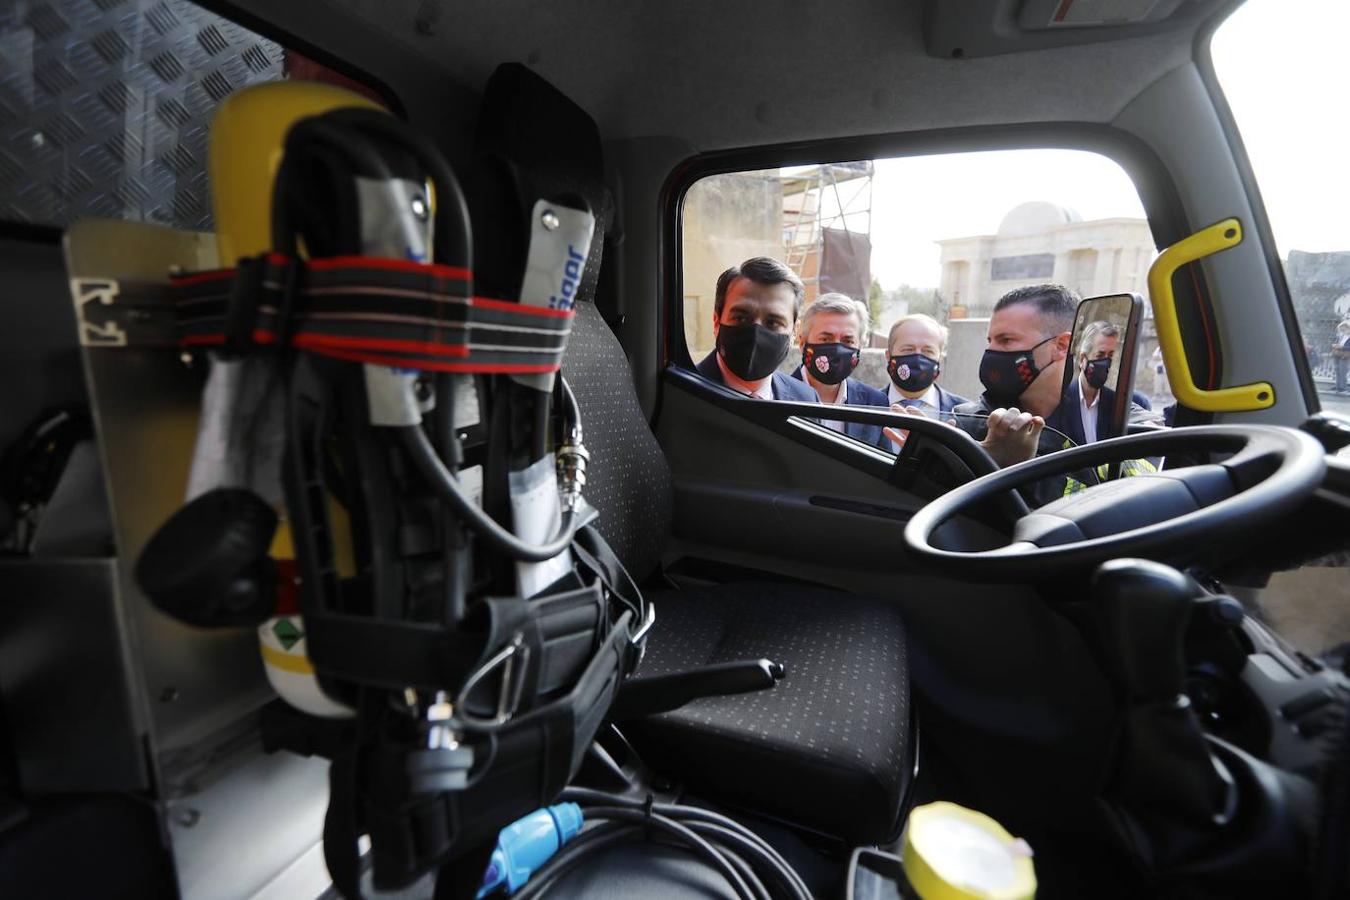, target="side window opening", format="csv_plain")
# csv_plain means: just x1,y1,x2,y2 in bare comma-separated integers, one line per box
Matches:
1209,0,1350,660
1210,0,1350,426
681,148,1161,444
